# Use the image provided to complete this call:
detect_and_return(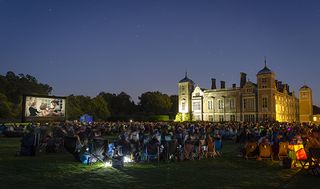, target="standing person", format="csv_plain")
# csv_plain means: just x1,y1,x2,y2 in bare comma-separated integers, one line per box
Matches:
215,134,222,157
